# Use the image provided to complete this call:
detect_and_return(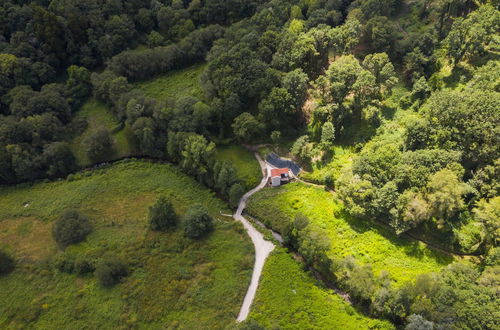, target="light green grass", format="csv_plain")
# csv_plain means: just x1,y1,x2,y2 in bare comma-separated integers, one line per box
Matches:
70,99,139,167
300,145,355,184
0,161,253,329
249,250,394,329
215,145,262,190
133,63,206,101
247,182,454,286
